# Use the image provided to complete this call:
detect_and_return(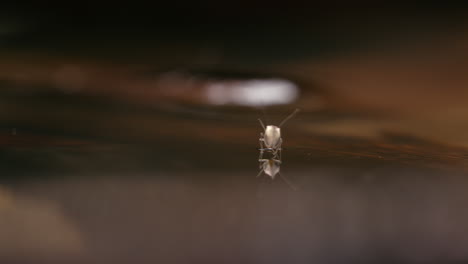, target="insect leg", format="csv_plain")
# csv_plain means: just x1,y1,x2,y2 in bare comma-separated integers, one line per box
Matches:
256,168,264,178
258,118,266,130
259,134,264,149
279,108,300,127
259,134,266,159
279,173,297,191
275,138,283,161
